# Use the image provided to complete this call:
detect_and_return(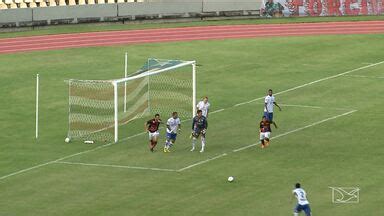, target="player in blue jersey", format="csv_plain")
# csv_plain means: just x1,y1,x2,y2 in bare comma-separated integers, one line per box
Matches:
190,110,208,153
292,183,312,216
164,112,181,153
